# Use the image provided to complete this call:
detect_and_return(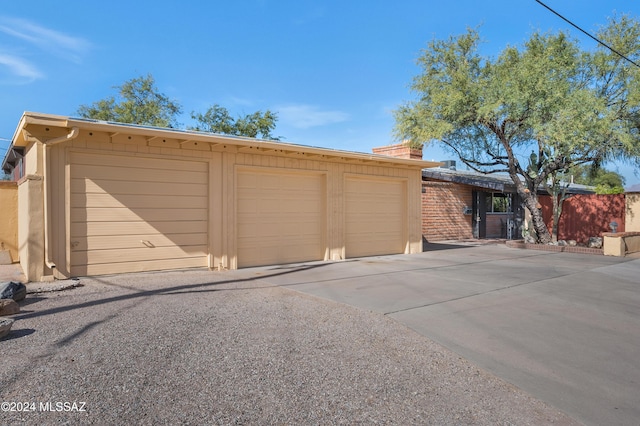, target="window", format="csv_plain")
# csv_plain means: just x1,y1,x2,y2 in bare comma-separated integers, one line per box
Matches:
486,193,511,213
